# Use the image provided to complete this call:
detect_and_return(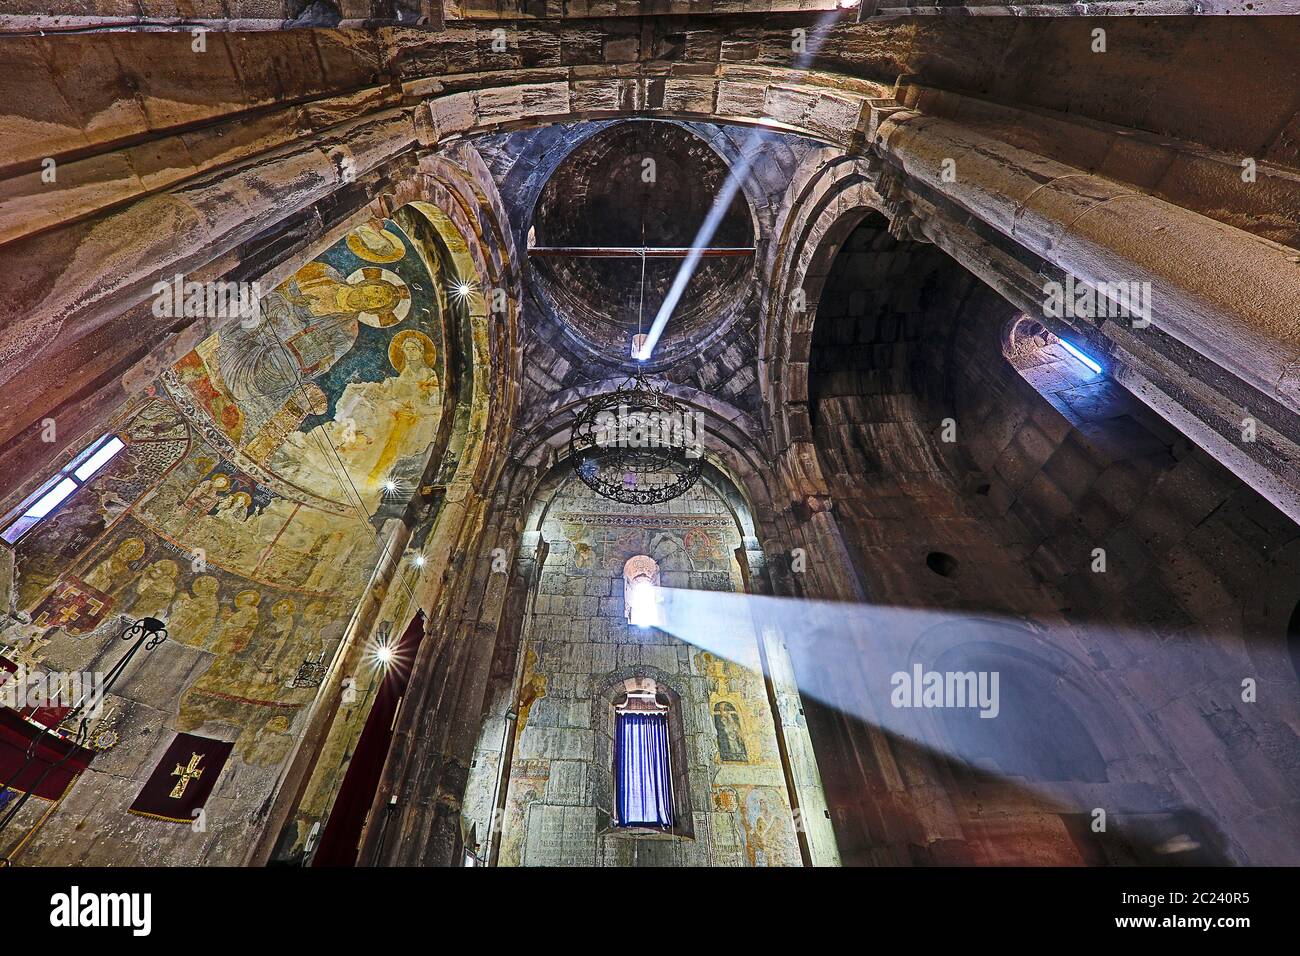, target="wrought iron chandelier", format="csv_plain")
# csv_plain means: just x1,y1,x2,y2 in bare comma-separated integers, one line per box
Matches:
569,370,703,505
